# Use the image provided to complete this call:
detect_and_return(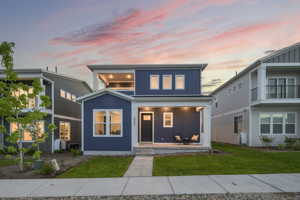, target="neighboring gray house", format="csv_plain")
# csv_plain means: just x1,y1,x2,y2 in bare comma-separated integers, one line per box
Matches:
0,68,92,152
211,42,300,146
